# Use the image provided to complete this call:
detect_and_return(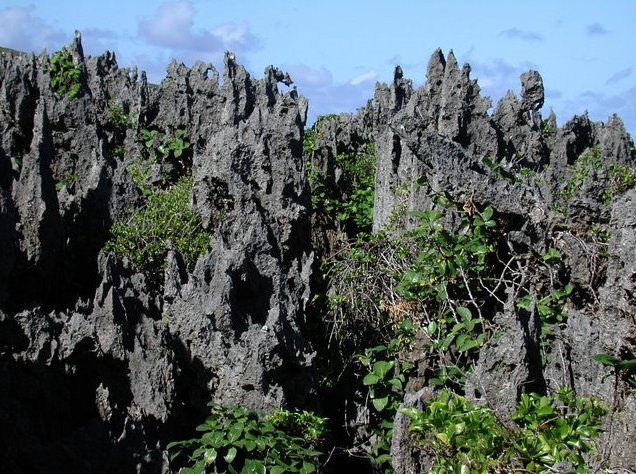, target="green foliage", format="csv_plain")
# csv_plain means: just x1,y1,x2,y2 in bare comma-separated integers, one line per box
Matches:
267,410,327,447
602,163,636,204
141,127,191,160
54,173,78,192
304,118,376,234
594,353,636,389
402,387,607,473
396,205,495,301
138,126,192,182
167,404,326,474
561,146,602,201
108,103,132,132
355,320,415,472
511,387,607,471
402,390,506,473
49,48,82,98
334,145,376,231
395,203,496,386
516,284,573,326
482,155,514,182
105,176,209,288
127,154,156,197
